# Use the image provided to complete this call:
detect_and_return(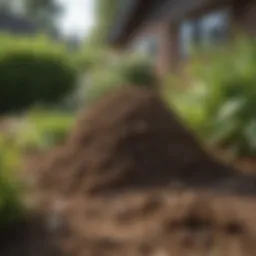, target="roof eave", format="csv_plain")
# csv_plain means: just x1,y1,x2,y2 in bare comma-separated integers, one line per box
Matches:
108,0,159,46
